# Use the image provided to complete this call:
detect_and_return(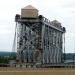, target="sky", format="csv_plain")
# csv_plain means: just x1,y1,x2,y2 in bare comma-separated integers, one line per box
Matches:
0,0,75,53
